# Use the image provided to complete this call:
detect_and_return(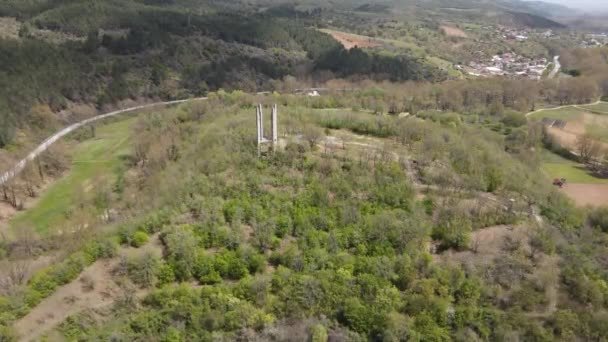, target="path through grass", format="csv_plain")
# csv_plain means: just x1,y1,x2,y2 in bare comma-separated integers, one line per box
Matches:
11,118,134,233
528,106,587,121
